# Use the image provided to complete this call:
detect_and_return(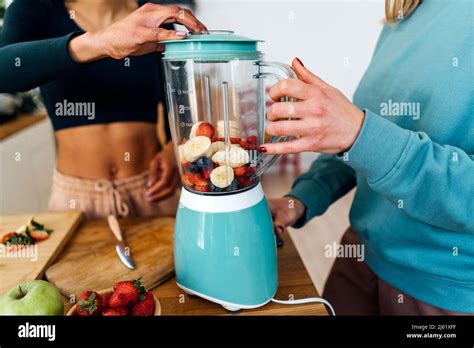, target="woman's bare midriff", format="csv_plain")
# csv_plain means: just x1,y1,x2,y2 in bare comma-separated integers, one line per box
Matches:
55,122,161,180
